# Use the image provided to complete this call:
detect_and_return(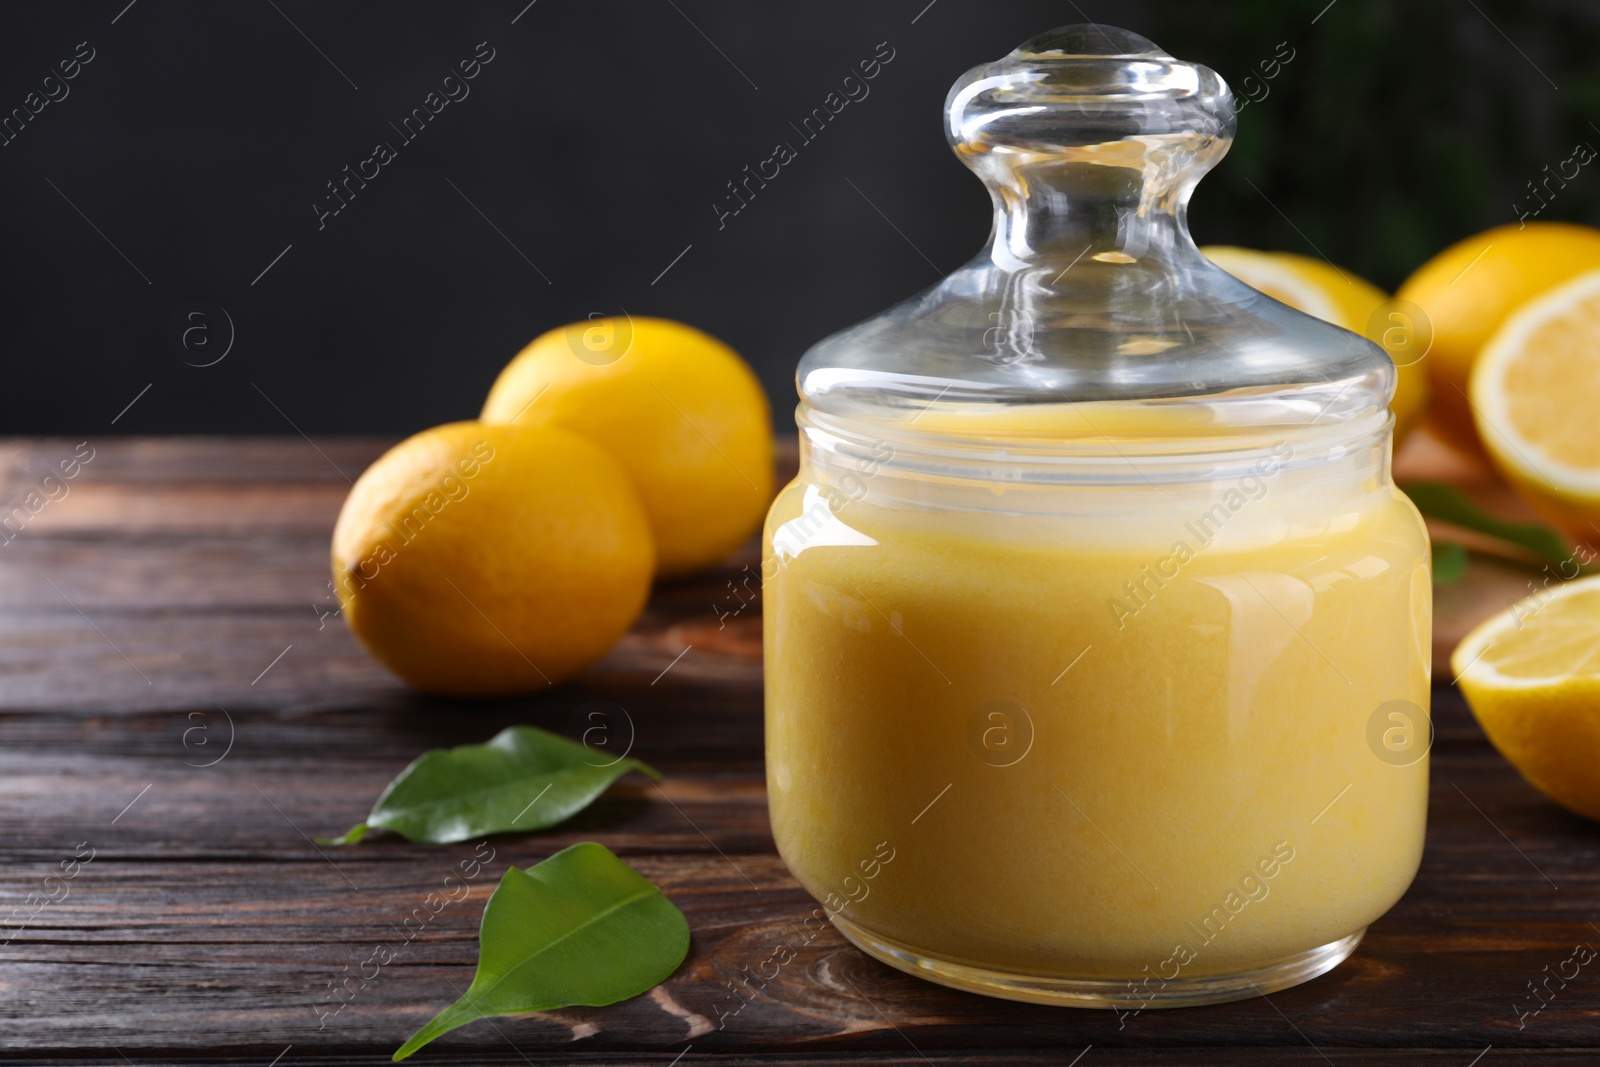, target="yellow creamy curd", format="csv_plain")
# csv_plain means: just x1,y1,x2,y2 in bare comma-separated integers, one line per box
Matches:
763,439,1430,984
